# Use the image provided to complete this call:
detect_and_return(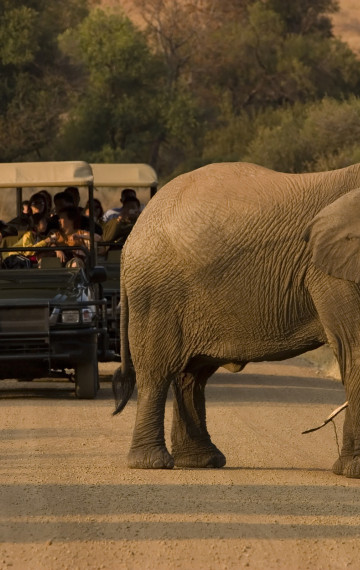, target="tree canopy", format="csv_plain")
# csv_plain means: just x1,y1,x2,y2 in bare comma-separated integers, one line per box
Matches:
2,0,360,179
0,0,88,161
